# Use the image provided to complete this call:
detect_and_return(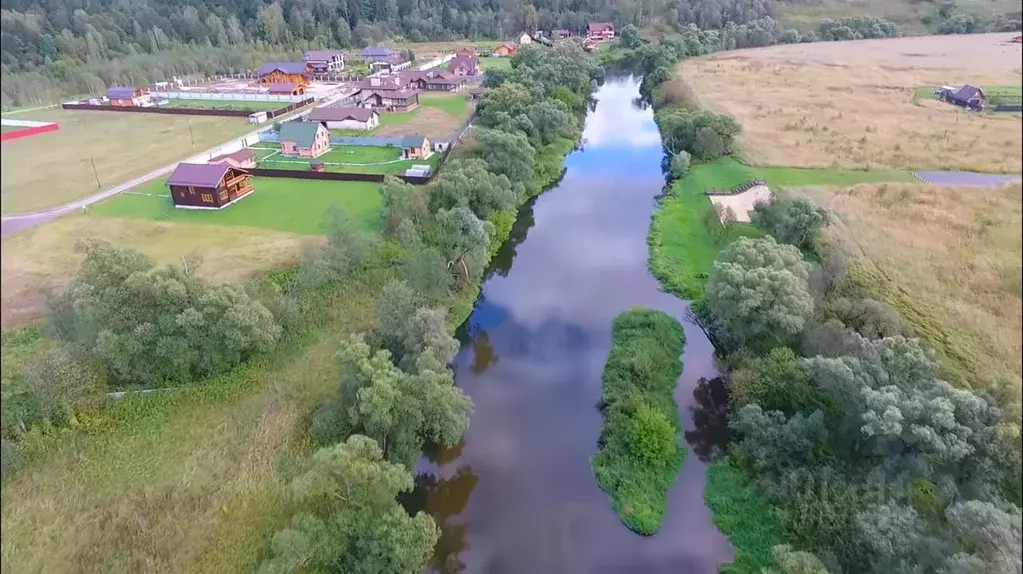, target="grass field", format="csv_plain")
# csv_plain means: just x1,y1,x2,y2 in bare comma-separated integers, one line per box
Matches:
252,144,441,175
160,99,287,111
480,57,512,71
648,157,914,299
329,93,472,138
704,462,785,574
675,34,1023,174
773,0,1022,33
0,214,316,329
92,176,382,236
1,125,23,133
0,109,253,215
911,84,1023,105
794,180,1022,390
